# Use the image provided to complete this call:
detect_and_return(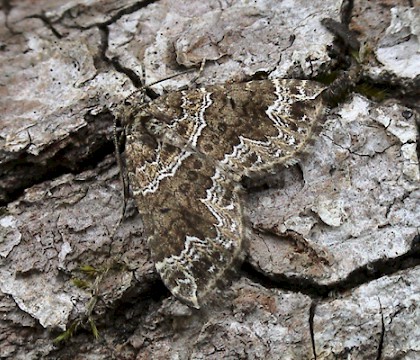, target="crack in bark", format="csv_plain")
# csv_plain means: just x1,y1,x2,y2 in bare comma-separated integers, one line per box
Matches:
0,110,116,206
243,242,420,300
48,0,160,30
1,0,21,35
89,0,159,28
95,18,161,101
309,300,318,360
324,132,400,158
25,13,63,38
375,297,385,360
